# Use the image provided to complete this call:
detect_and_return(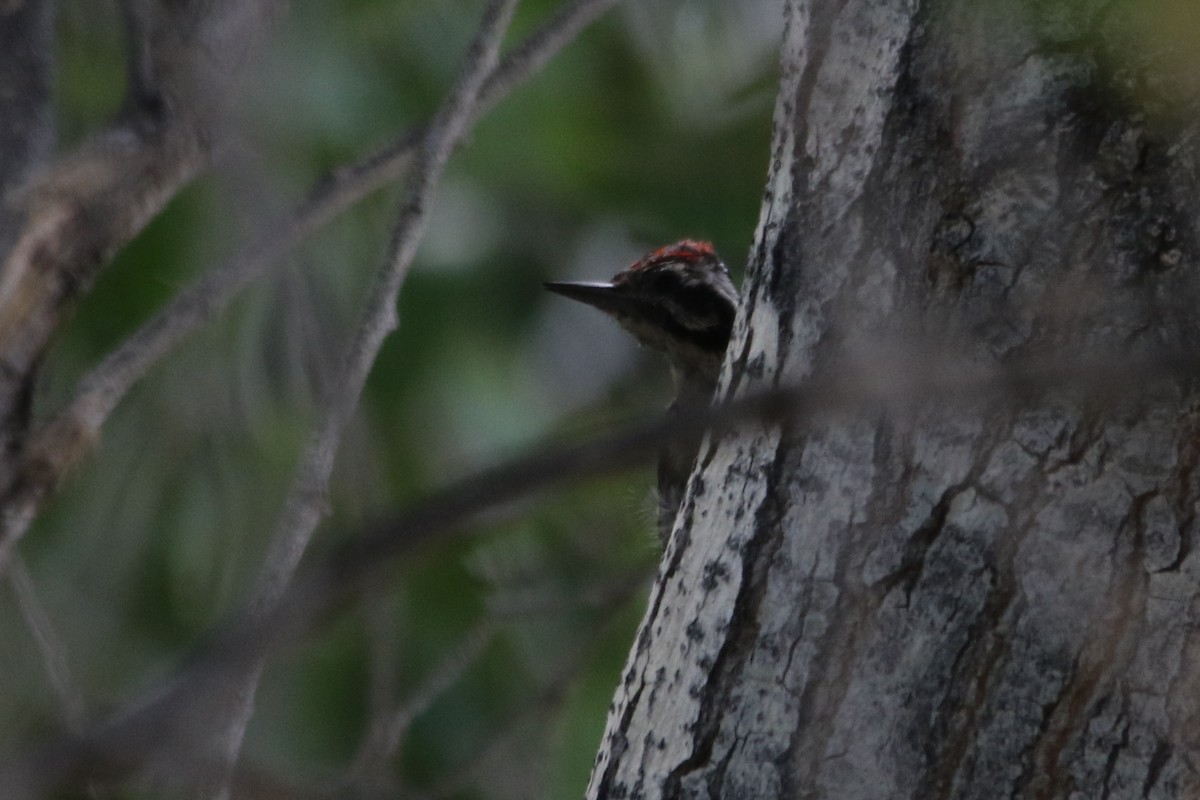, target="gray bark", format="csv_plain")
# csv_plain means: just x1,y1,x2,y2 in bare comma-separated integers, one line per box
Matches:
589,1,1200,798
